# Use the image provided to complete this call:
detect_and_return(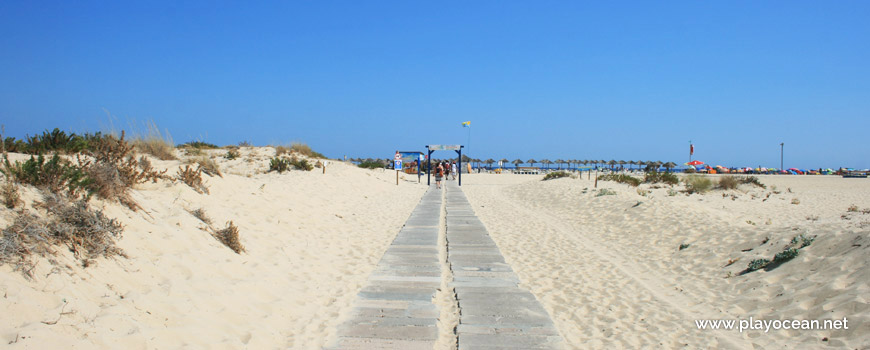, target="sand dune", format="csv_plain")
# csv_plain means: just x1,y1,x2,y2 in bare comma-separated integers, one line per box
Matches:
3,150,868,349
461,173,869,349
0,147,428,349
